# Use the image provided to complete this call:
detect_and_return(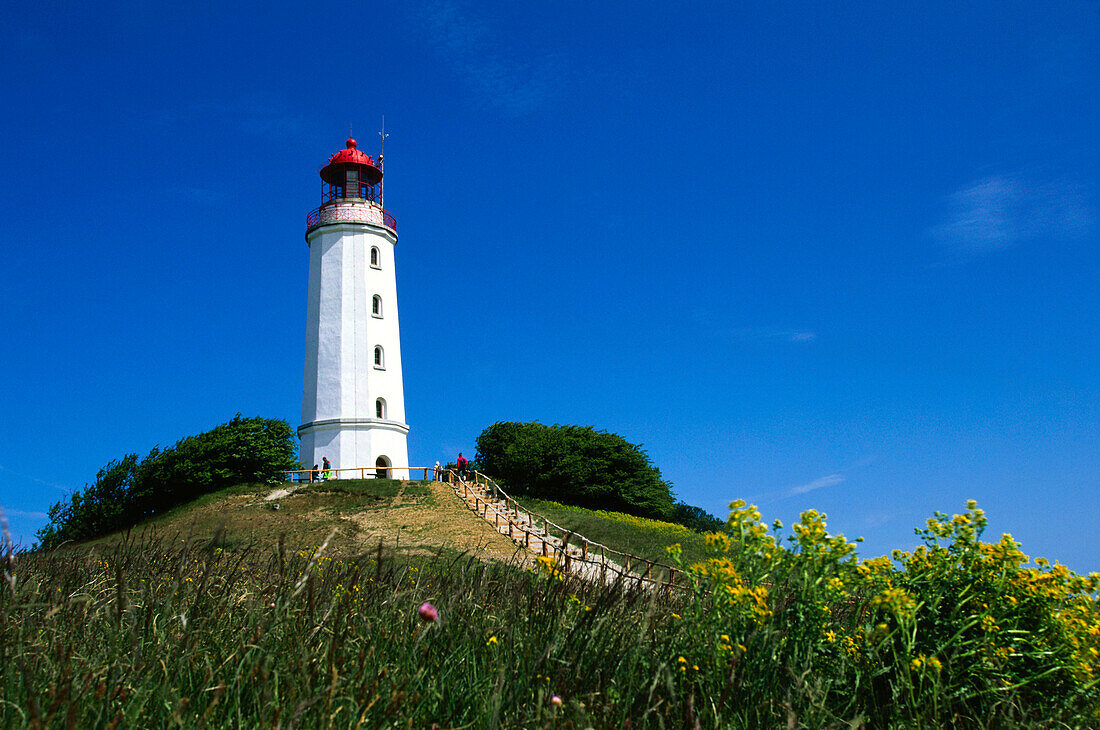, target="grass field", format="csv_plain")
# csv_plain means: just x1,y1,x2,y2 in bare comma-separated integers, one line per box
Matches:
77,478,525,565
4,490,1097,727
511,495,713,577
